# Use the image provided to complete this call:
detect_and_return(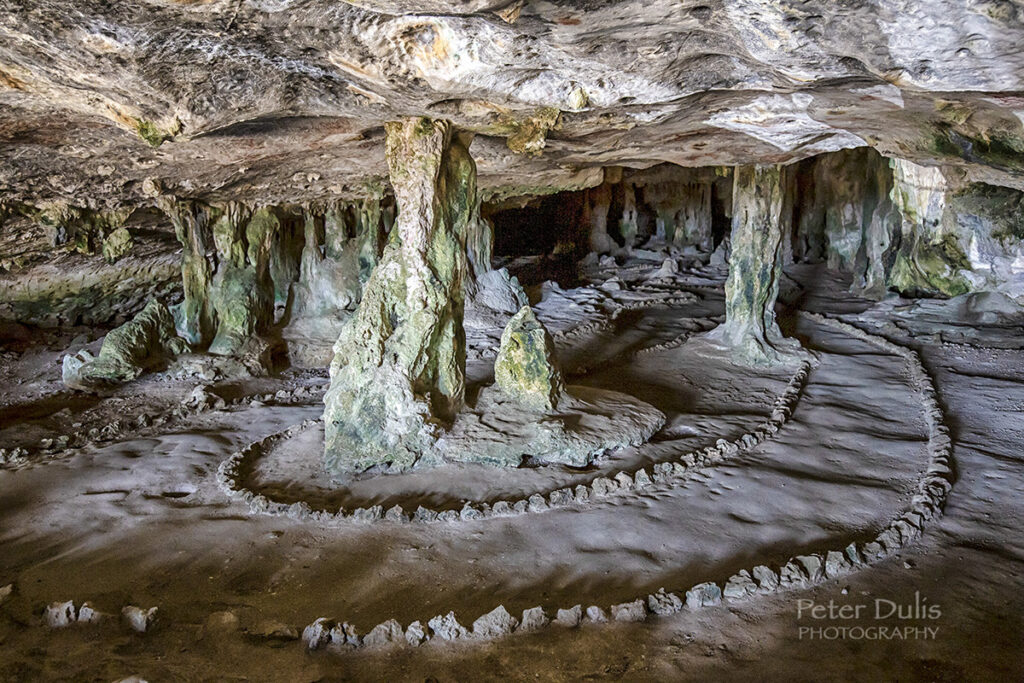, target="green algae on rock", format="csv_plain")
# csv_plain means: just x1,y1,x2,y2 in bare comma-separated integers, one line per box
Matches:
323,118,475,475
101,227,133,264
494,306,564,412
706,165,801,366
